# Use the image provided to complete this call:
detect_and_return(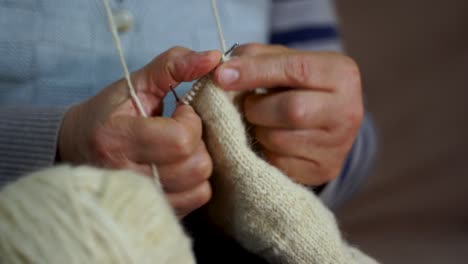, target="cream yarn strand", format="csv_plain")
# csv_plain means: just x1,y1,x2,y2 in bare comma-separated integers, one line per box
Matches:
101,0,160,187
210,0,228,59
102,0,145,118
